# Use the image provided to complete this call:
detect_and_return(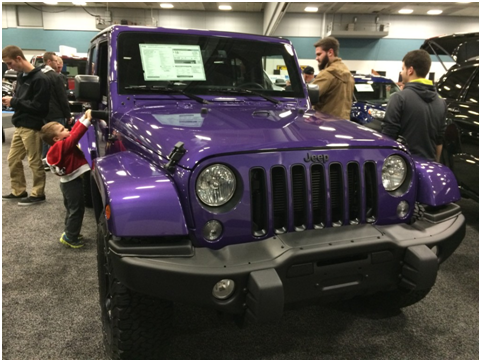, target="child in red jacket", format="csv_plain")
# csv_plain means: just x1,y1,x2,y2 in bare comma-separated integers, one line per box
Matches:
40,109,92,248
